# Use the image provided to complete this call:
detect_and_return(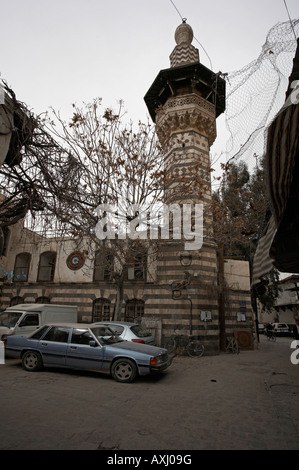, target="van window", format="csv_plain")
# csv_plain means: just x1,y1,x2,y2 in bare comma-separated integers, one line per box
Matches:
0,311,22,328
19,314,39,327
